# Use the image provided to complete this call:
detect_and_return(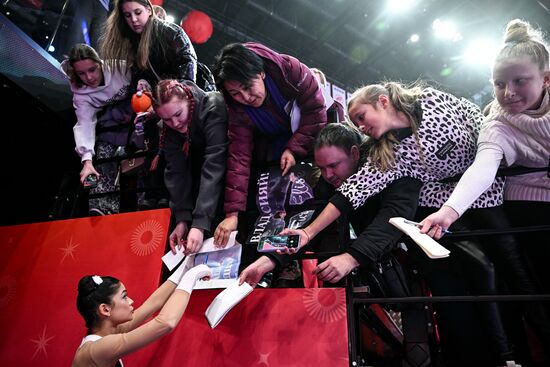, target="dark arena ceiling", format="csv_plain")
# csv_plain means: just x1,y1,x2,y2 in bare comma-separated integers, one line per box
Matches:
163,0,550,103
